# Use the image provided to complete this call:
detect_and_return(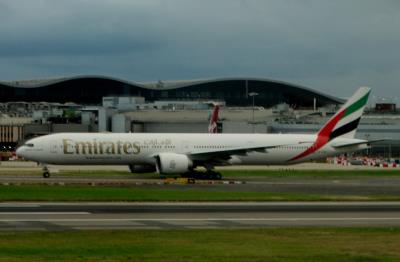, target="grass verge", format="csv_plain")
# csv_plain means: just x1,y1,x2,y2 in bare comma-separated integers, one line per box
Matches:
46,169,400,178
0,185,399,201
2,169,400,178
1,228,400,261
